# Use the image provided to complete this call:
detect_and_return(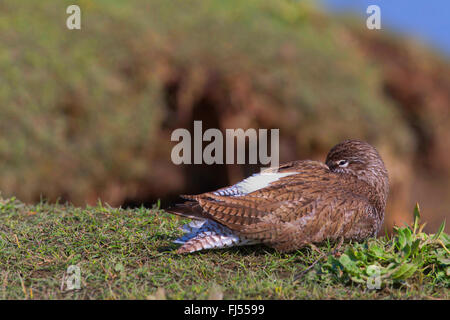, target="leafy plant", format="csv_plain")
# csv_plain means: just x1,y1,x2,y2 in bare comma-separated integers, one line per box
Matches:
323,204,449,288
